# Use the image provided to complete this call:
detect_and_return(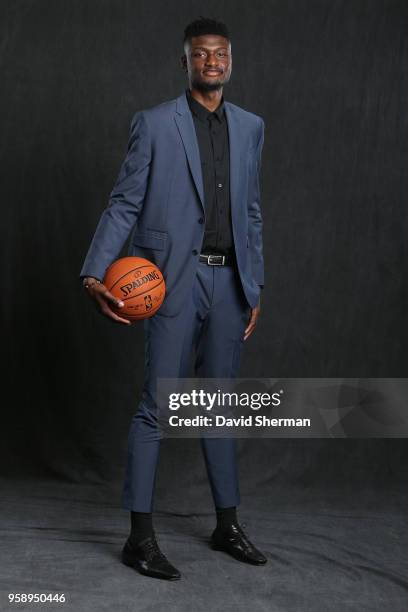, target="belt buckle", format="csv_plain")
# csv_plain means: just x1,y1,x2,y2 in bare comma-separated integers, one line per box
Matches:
208,254,225,265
